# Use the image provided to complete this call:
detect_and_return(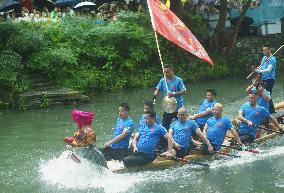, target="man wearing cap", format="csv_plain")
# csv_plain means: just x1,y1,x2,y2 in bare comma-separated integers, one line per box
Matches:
153,64,186,130
102,103,134,161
